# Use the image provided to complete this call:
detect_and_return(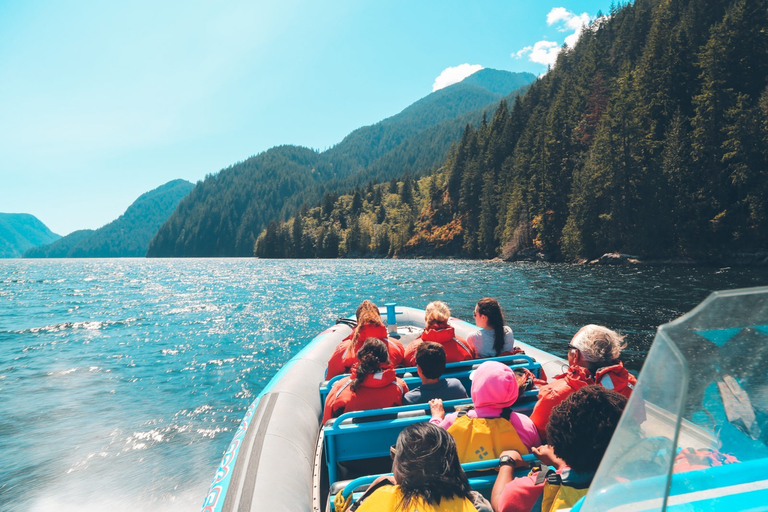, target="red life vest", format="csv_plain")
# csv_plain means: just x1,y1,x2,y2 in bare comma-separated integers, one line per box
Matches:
325,323,405,379
321,365,408,424
529,365,595,436
594,361,636,399
403,324,476,366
